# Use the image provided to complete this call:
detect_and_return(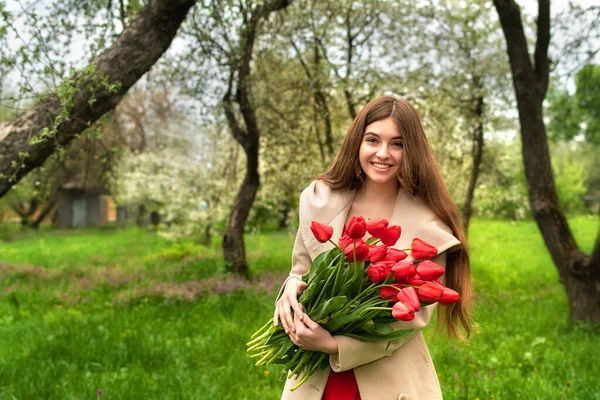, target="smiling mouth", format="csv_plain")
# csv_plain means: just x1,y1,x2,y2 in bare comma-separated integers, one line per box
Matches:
371,162,393,169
